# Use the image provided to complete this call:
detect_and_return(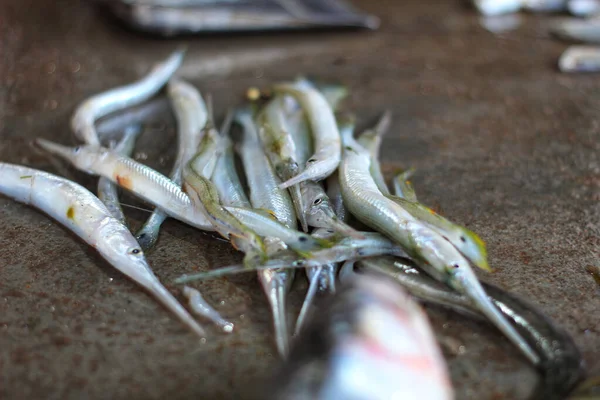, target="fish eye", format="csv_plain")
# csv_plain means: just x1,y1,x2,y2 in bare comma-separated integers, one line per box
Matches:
460,236,466,243
299,236,308,242
130,248,142,255
452,264,459,269
313,197,323,206
307,158,317,163
74,146,81,153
